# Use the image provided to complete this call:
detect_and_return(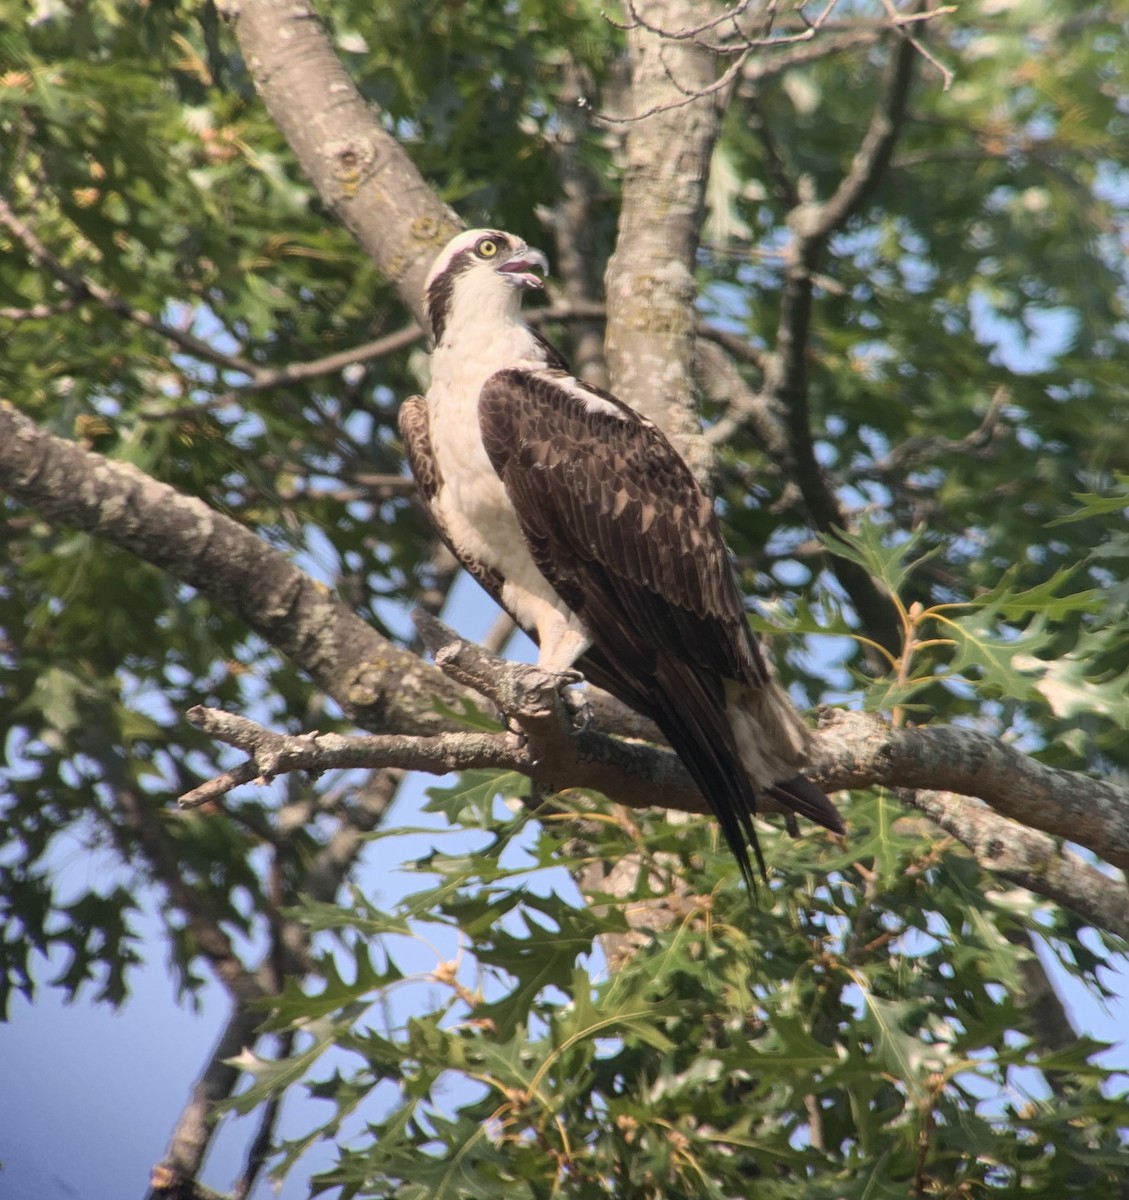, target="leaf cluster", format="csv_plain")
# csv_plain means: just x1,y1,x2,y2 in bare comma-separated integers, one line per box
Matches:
239,773,1126,1198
